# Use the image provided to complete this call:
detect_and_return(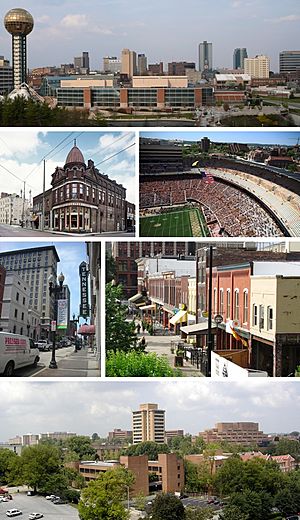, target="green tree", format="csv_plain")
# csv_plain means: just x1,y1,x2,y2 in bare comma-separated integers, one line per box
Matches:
273,438,300,460
64,436,97,460
150,493,186,520
105,251,116,283
106,282,137,353
10,444,62,492
228,490,272,520
0,449,18,484
185,507,214,520
78,467,135,520
123,441,170,460
219,505,249,520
